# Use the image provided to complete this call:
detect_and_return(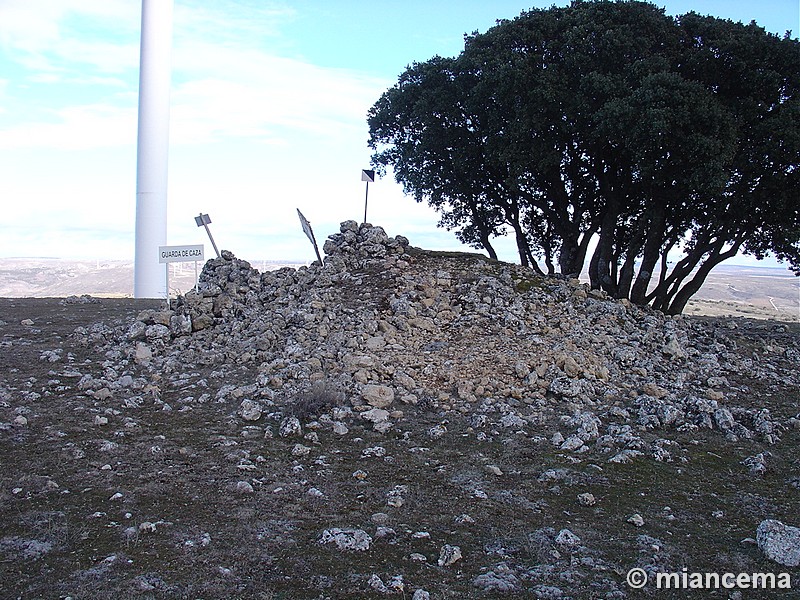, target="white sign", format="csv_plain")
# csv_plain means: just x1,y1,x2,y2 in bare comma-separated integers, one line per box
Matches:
158,244,205,263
